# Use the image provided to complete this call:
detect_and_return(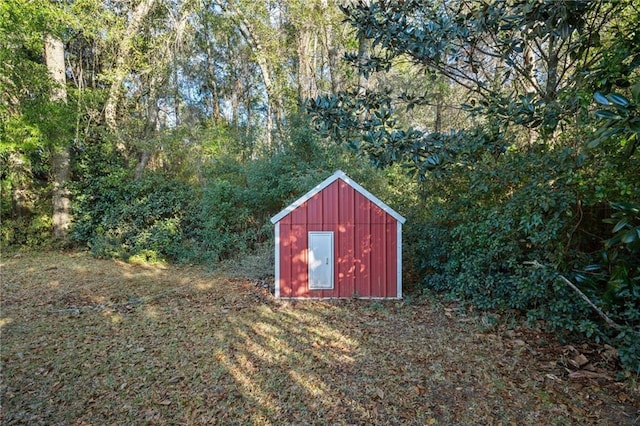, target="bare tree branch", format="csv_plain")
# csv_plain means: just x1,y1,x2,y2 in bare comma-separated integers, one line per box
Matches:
524,260,623,330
